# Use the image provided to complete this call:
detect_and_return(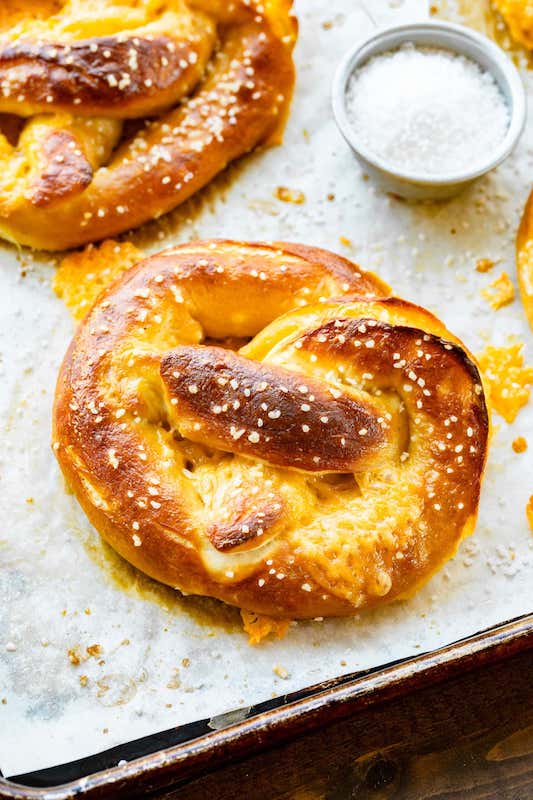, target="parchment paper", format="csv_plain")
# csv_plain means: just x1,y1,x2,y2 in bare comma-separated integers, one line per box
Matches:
1,0,532,778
